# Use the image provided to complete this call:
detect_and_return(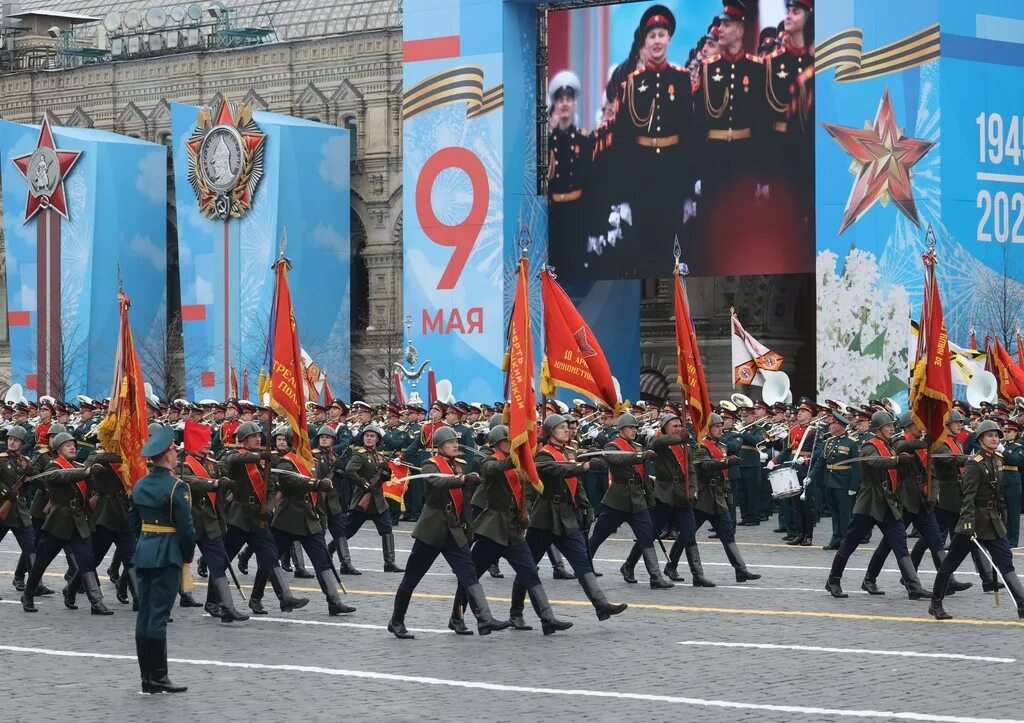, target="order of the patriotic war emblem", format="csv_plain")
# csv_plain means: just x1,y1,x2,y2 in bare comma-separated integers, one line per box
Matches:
186,100,265,220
